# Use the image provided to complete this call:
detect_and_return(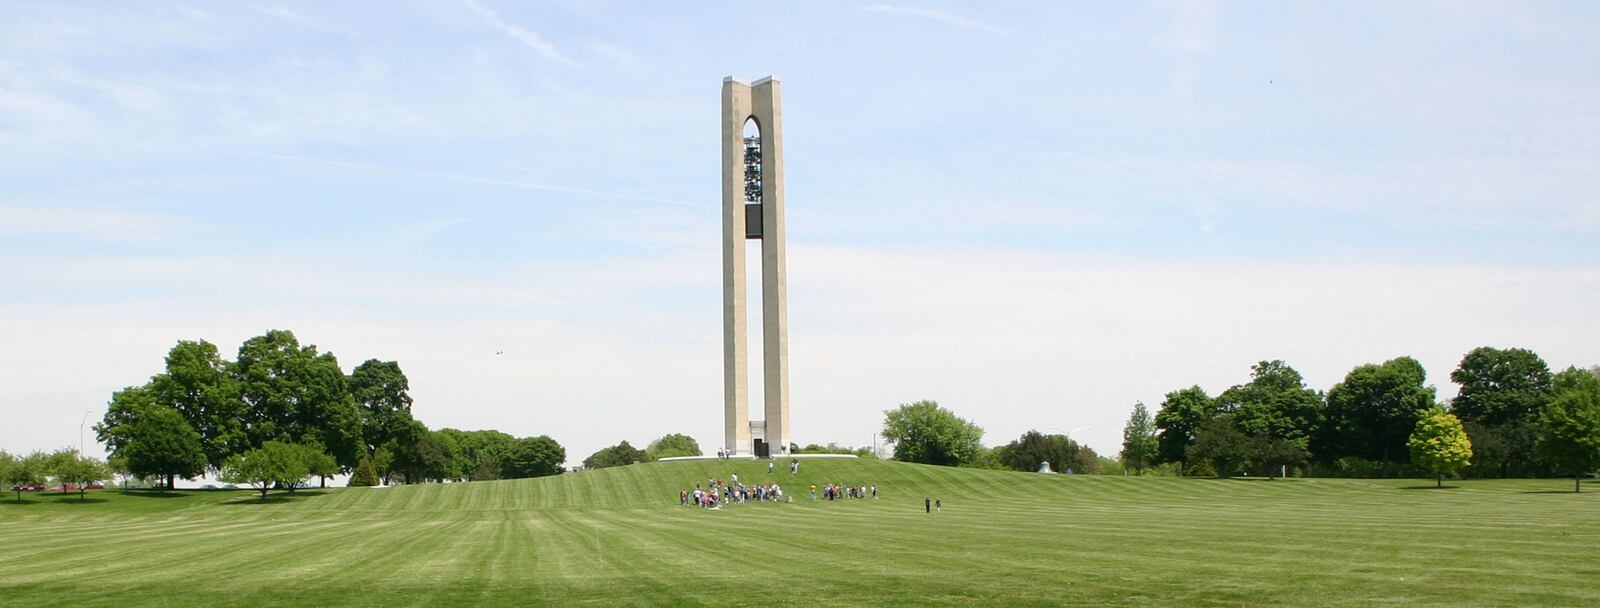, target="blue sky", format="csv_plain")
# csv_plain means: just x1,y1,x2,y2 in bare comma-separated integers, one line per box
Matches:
2,1,1597,464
